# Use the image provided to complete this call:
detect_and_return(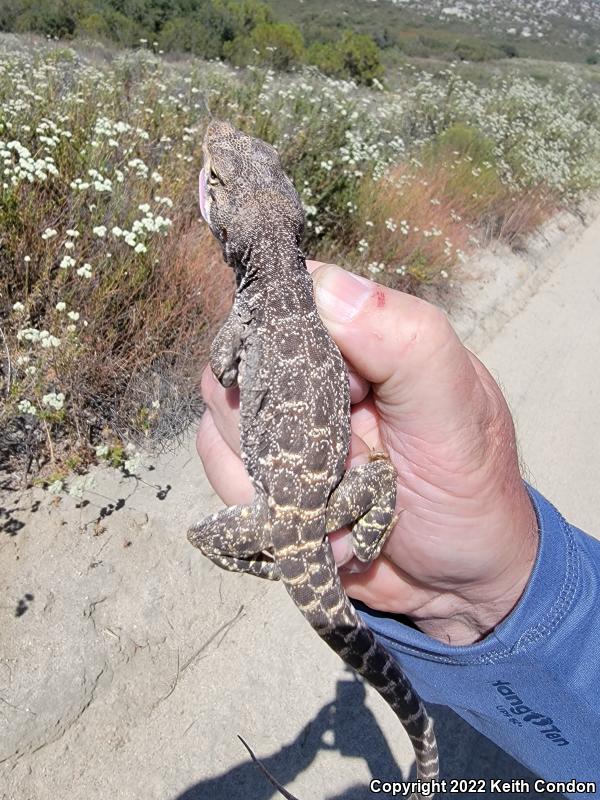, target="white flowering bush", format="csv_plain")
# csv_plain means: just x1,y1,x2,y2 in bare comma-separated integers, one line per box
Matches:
0,35,598,482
